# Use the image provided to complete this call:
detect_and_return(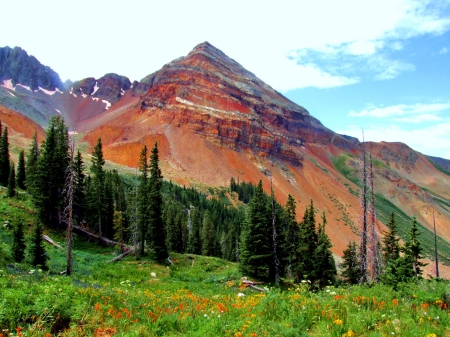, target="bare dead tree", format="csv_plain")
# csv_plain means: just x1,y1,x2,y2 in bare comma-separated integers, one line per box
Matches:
368,153,382,282
433,210,440,278
63,137,75,276
359,132,368,283
270,178,280,287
